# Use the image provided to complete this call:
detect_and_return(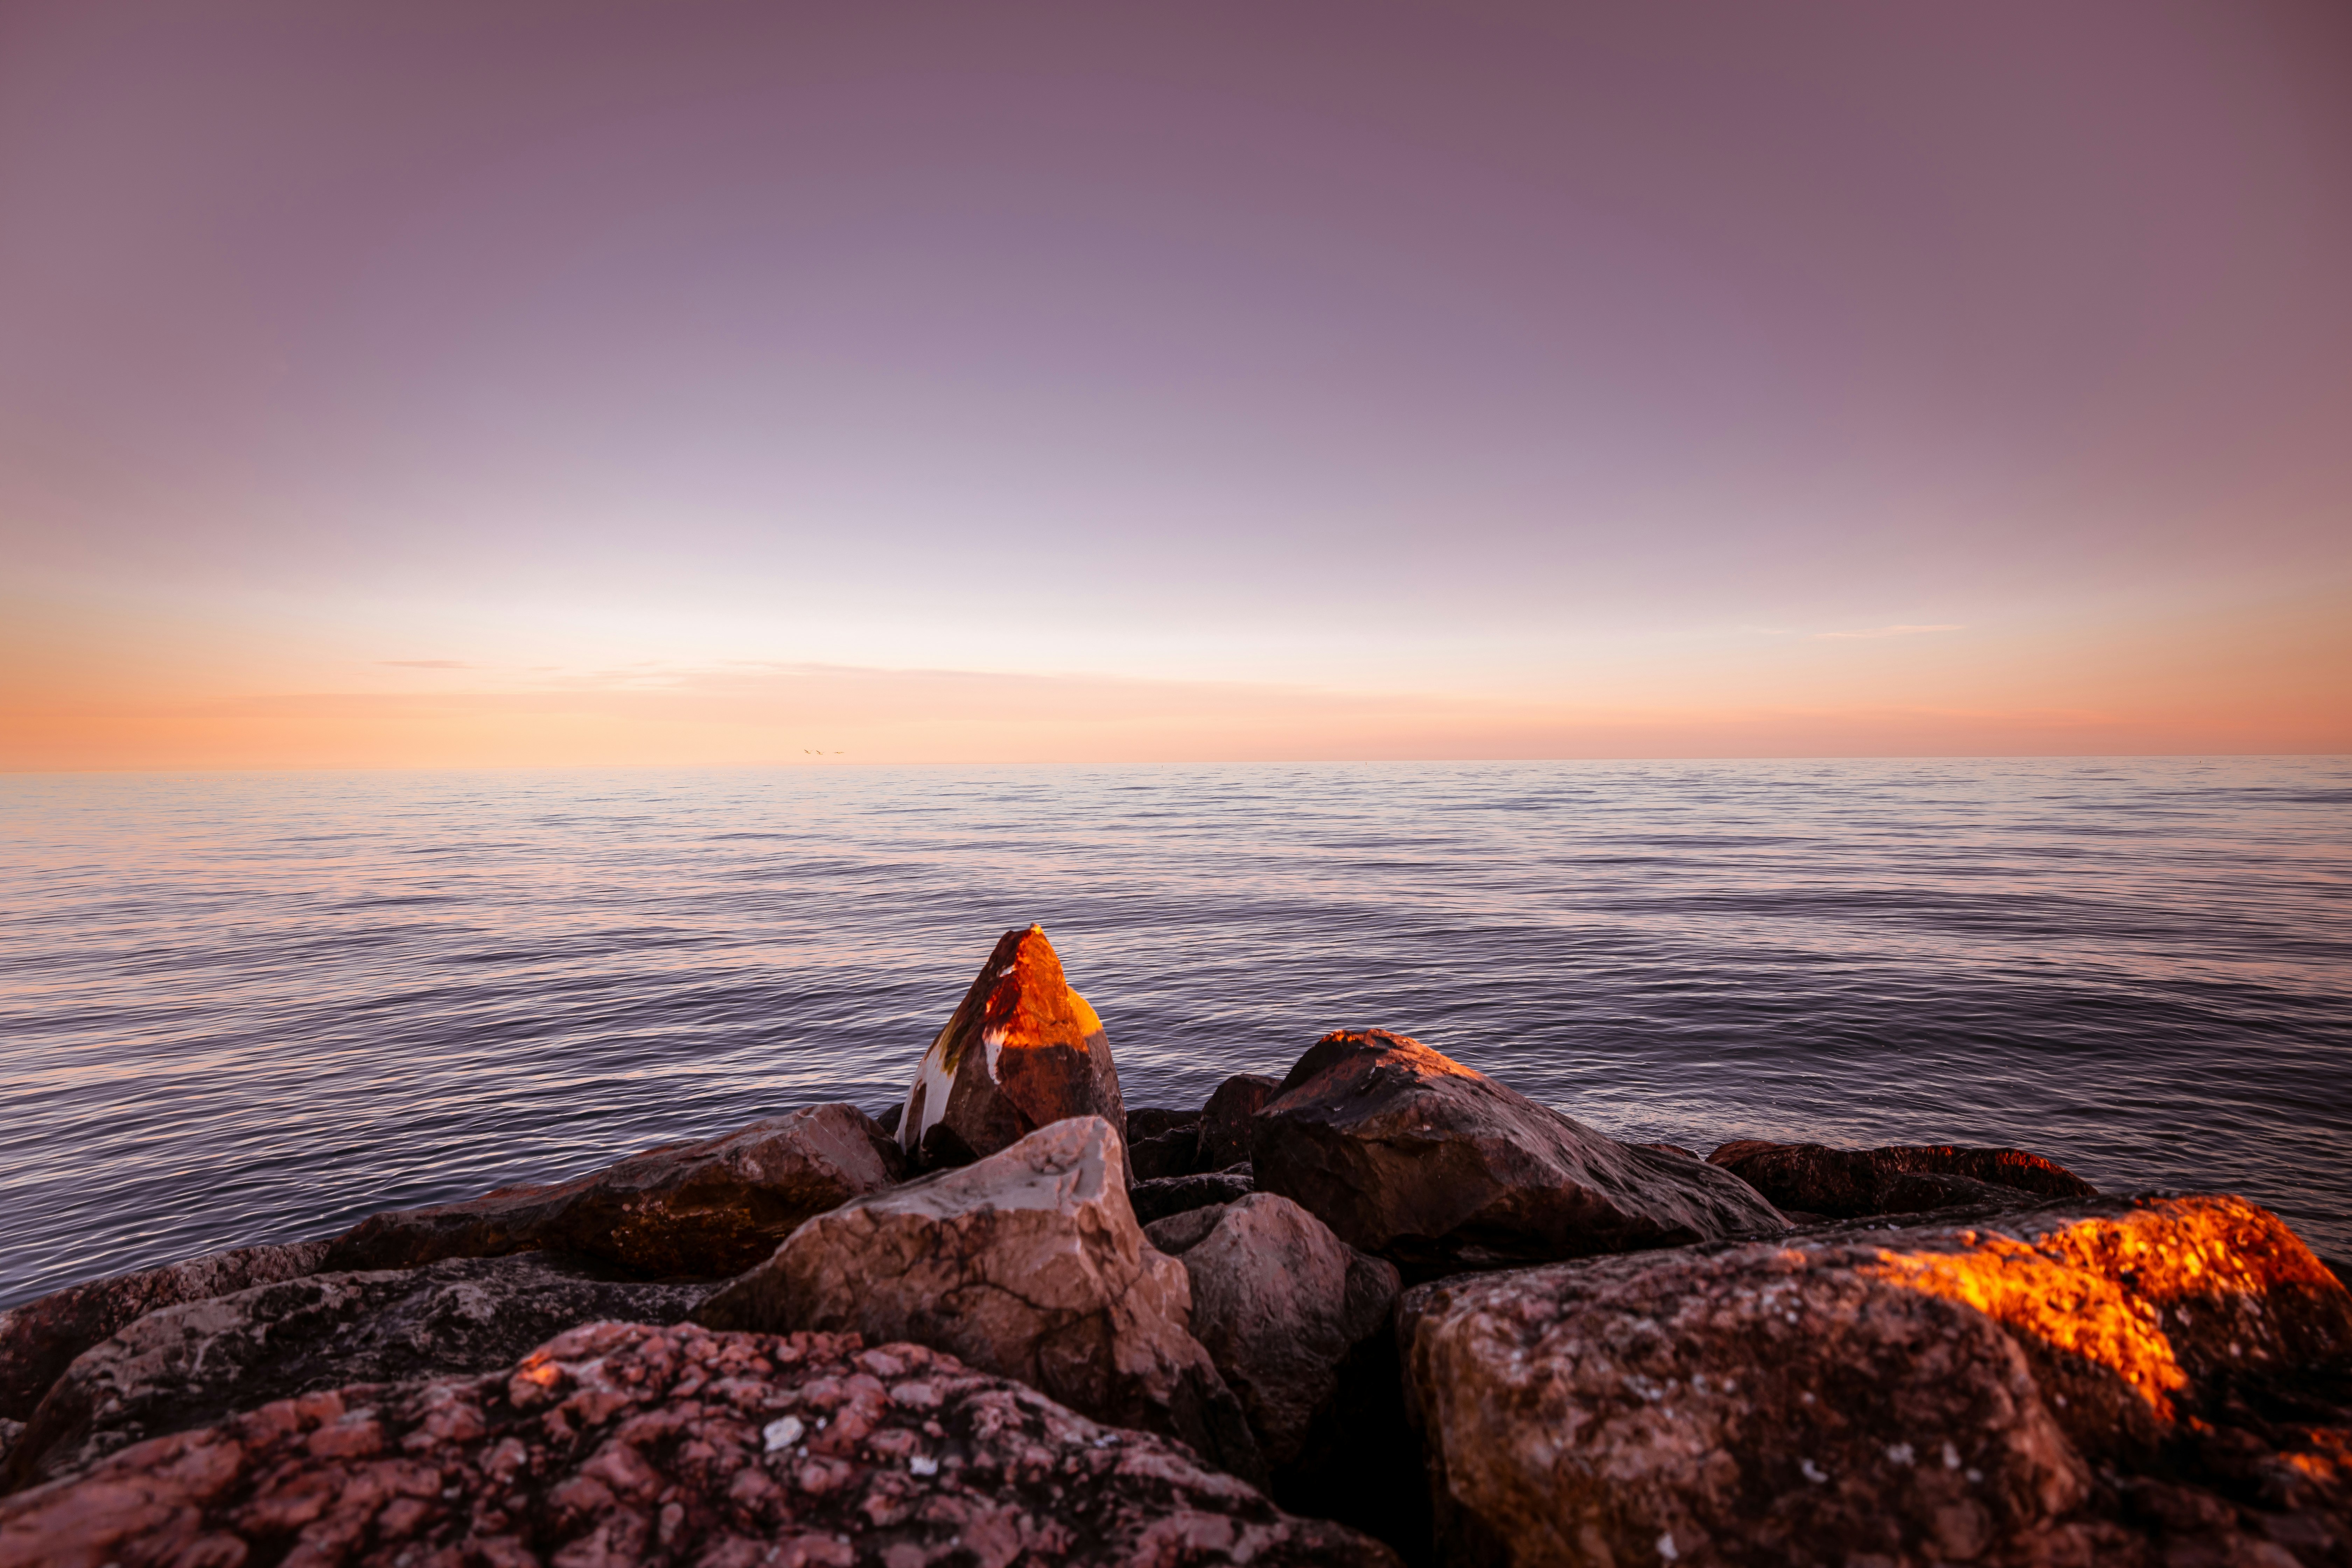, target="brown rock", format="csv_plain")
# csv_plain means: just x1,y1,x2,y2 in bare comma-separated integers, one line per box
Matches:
1127,1107,1203,1142
1401,1193,2352,1567
694,1116,1264,1484
1707,1138,2099,1220
322,1101,906,1277
1252,1030,1785,1280
0,1239,330,1424
0,1320,1402,1568
1,1253,710,1493
1198,1073,1281,1171
1130,1124,1205,1182
898,925,1127,1176
1144,1195,1400,1471
1132,1170,1257,1226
